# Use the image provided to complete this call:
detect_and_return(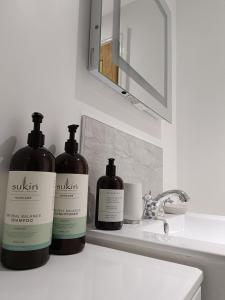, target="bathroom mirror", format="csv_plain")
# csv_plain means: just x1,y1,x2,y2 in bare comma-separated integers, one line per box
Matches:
89,0,172,122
